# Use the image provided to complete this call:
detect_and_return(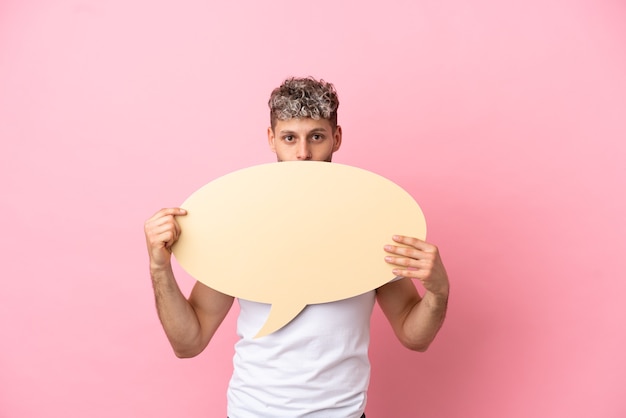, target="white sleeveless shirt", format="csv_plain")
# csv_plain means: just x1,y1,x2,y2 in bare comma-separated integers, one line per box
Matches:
227,291,376,418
